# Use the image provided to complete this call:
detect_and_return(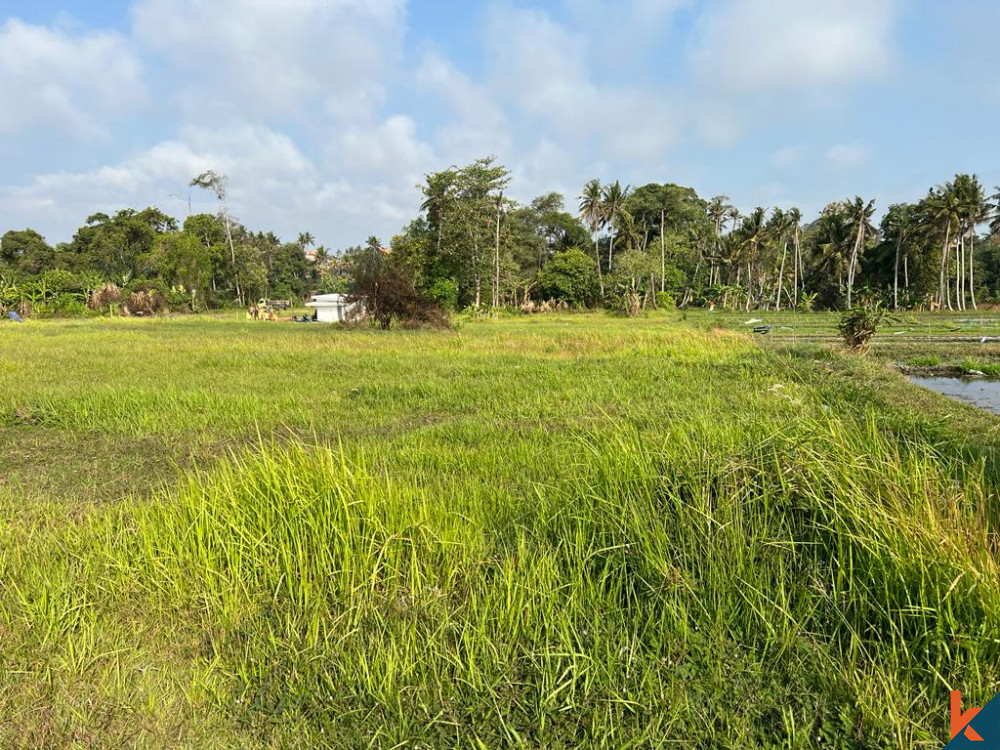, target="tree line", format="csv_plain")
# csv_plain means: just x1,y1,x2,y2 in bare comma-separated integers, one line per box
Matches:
3,160,1000,320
